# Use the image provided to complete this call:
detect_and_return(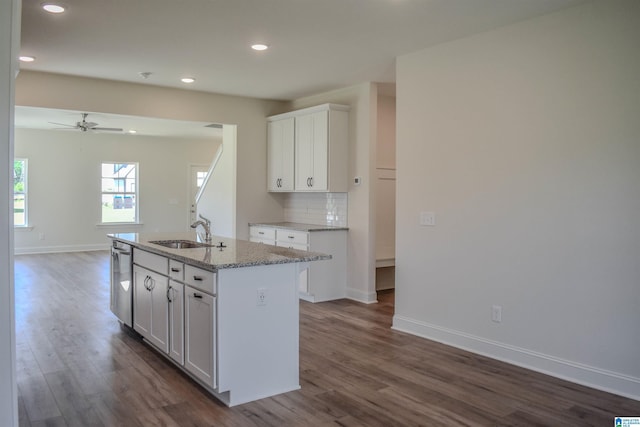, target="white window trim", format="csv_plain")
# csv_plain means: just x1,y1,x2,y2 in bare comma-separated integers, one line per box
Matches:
100,162,140,225
14,158,28,228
